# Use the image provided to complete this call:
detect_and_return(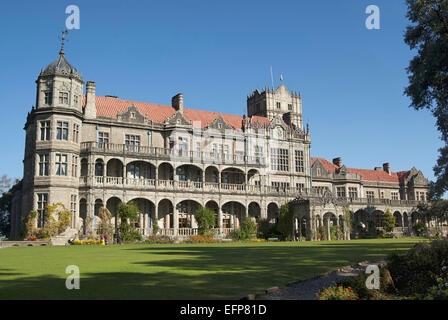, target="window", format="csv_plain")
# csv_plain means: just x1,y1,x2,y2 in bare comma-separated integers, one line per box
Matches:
74,95,79,105
72,155,78,177
73,124,79,143
380,191,384,199
55,153,68,176
270,148,289,171
177,137,188,156
272,182,290,190
40,121,51,141
296,183,305,190
348,187,358,199
71,194,77,218
195,142,201,153
57,121,69,140
313,186,329,194
295,150,304,173
288,104,292,111
129,163,143,179
59,92,69,104
276,102,281,109
337,187,346,198
366,191,375,200
125,135,140,151
98,132,109,147
38,154,49,176
37,193,48,228
44,92,52,105
391,192,399,200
